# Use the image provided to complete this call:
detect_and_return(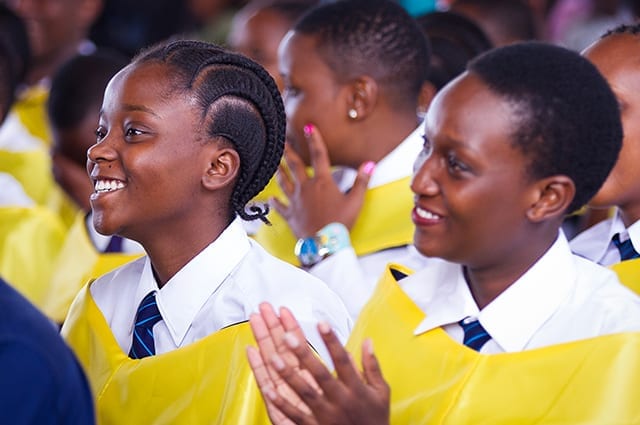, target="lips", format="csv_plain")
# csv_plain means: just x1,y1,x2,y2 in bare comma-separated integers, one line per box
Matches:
90,177,127,200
